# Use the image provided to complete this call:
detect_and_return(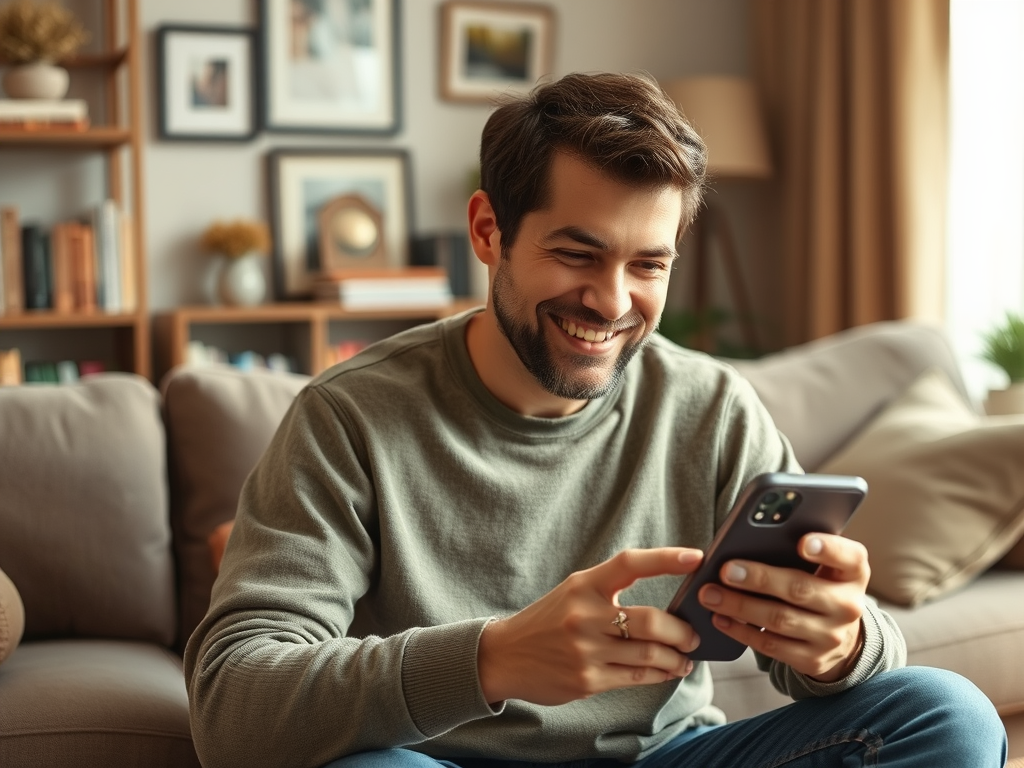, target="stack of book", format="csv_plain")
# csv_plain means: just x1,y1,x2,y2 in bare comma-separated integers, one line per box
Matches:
0,201,135,316
313,267,453,310
0,99,89,131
